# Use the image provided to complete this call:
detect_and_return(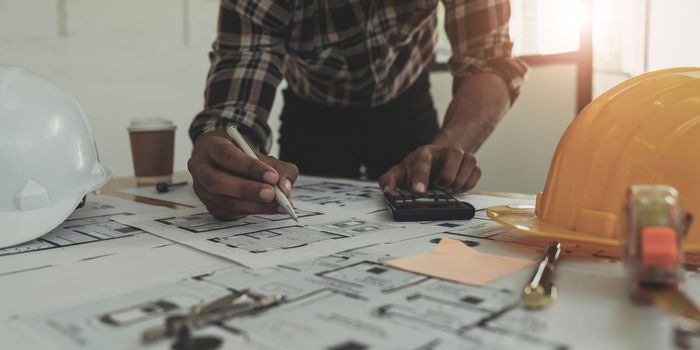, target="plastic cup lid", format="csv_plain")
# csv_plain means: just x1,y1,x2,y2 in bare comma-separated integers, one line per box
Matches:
128,117,177,132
